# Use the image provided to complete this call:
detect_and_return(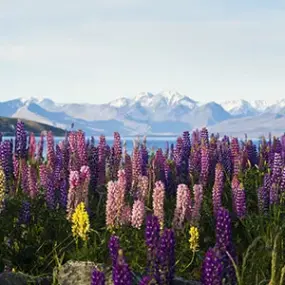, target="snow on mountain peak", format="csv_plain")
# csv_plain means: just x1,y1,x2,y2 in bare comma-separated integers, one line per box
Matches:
109,97,130,108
